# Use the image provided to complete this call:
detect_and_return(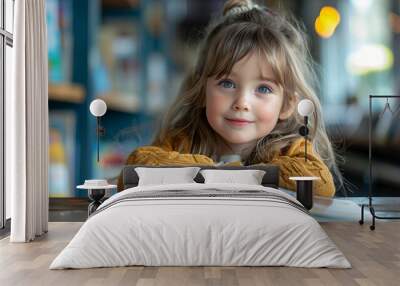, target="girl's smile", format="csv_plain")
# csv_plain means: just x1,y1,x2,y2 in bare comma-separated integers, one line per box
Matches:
225,117,255,126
